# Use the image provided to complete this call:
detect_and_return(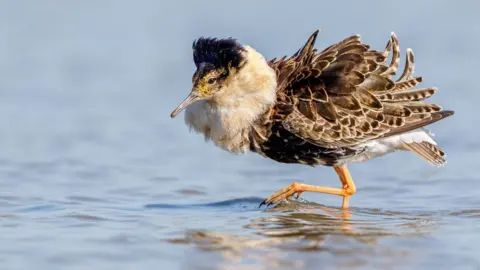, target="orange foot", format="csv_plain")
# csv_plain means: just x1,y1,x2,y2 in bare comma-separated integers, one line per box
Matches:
259,182,305,207
259,165,357,209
